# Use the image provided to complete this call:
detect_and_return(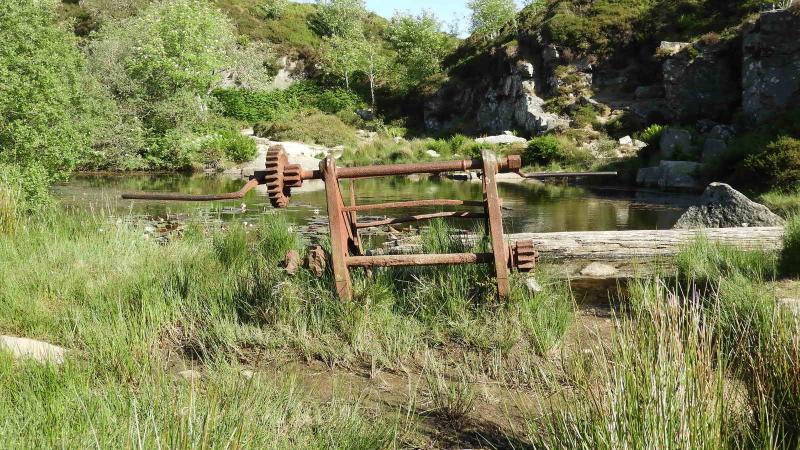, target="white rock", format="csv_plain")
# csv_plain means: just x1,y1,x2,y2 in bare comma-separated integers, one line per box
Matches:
240,370,255,380
618,135,633,146
475,134,528,145
525,277,544,294
579,262,619,278
633,139,648,149
0,336,66,365
425,149,440,158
